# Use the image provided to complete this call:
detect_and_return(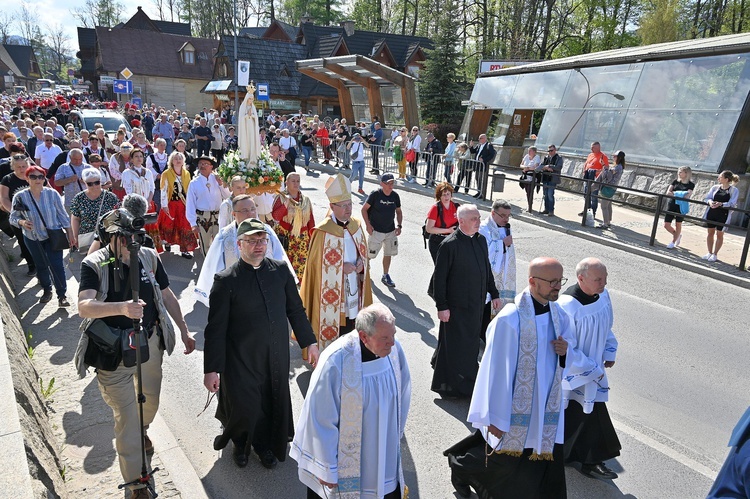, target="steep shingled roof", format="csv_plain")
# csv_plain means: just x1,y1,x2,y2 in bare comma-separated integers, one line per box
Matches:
96,27,218,79
2,44,38,78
